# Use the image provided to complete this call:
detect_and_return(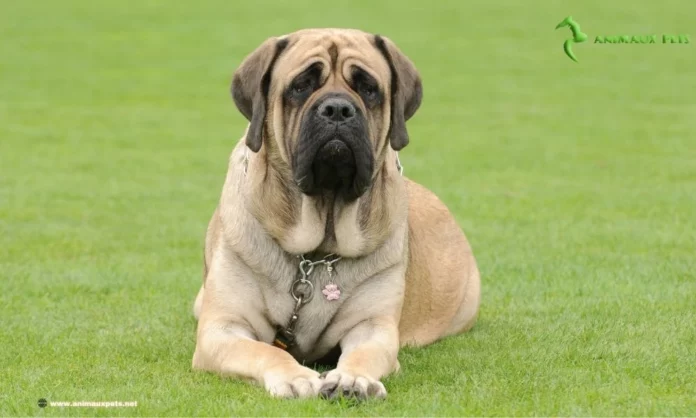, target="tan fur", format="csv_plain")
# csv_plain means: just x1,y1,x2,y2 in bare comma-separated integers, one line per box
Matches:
399,180,480,345
192,28,480,399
